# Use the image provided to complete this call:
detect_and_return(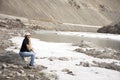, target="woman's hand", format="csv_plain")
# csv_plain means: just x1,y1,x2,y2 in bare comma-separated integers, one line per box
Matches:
27,44,34,51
